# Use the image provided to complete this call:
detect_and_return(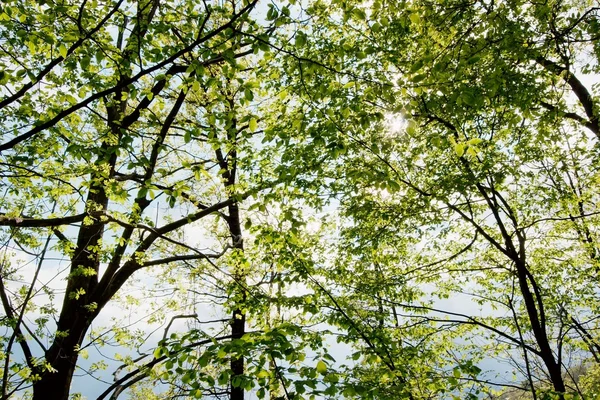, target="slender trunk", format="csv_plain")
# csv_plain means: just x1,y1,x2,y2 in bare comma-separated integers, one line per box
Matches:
514,259,566,394
227,203,245,400
230,306,246,400
483,181,566,395
213,93,247,400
